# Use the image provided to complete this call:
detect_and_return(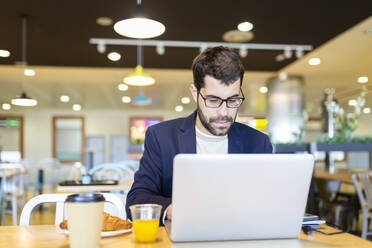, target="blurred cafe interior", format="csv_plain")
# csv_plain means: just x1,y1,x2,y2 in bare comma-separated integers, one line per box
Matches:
0,0,372,246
